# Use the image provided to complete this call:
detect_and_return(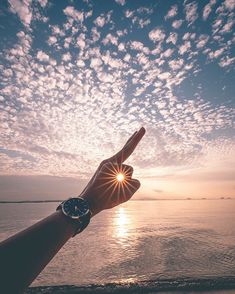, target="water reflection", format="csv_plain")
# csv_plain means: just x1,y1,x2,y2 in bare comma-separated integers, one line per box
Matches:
111,206,140,283
2,200,235,287
112,206,139,250
113,207,129,240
